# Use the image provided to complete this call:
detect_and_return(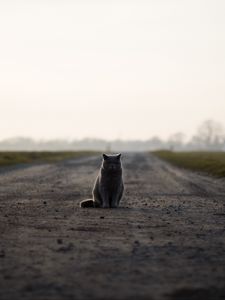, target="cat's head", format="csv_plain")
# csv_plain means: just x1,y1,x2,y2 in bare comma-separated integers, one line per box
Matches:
102,153,122,171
